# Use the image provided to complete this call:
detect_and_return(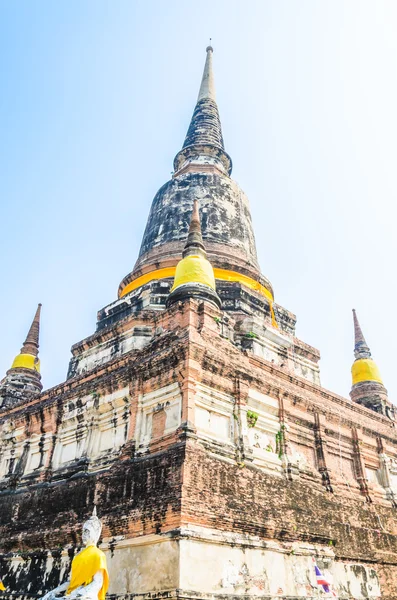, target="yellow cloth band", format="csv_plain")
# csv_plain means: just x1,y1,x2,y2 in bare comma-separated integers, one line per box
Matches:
351,358,383,385
213,268,273,303
119,267,277,327
67,545,109,600
120,267,176,297
171,255,216,291
11,354,40,373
